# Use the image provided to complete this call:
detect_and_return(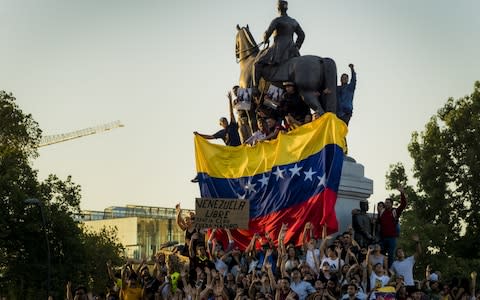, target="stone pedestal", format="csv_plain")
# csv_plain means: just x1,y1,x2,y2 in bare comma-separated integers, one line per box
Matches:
335,157,373,234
